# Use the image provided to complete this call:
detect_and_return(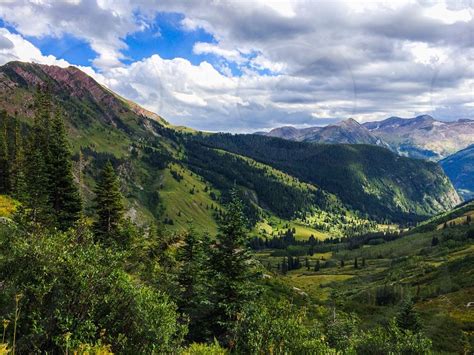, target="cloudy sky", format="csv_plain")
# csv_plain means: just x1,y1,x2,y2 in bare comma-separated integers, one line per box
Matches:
0,0,472,132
